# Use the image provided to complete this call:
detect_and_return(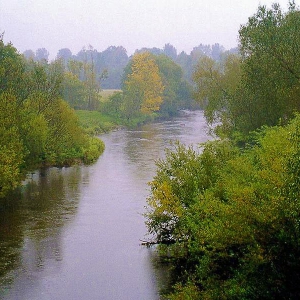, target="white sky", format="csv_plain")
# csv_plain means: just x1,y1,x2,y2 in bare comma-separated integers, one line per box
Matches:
0,0,294,59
